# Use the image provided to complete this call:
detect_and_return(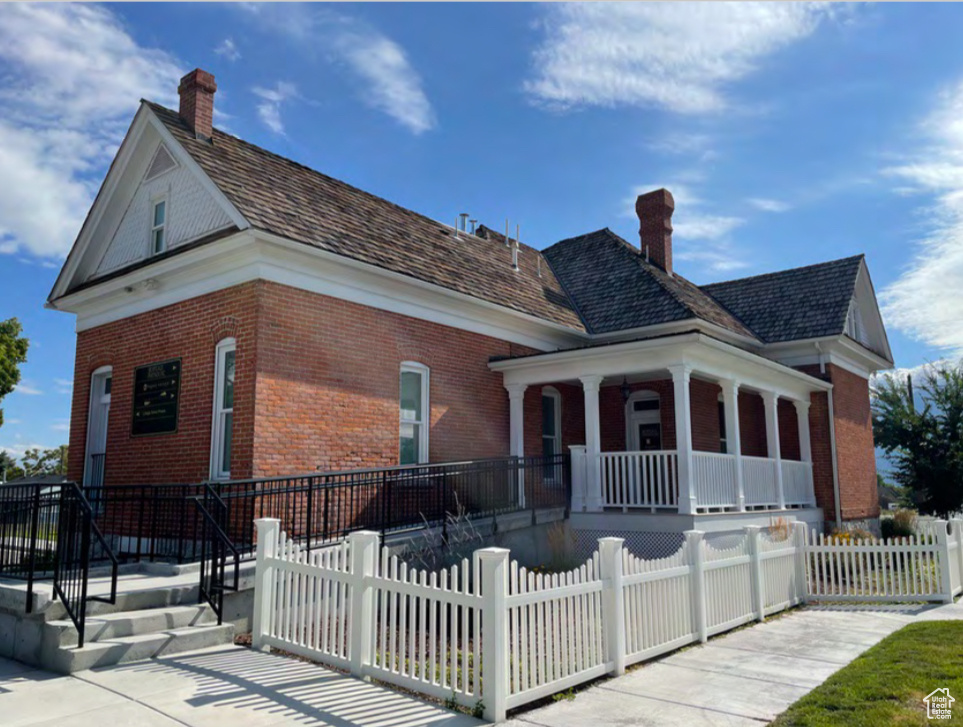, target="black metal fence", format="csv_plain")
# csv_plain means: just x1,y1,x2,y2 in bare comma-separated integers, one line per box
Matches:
1,454,569,638
0,483,61,608
213,453,570,557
